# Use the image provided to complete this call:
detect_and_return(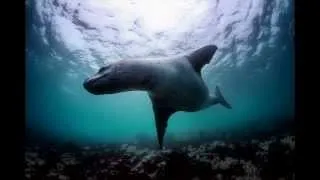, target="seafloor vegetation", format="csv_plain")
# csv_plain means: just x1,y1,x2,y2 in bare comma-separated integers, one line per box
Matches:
25,135,294,180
